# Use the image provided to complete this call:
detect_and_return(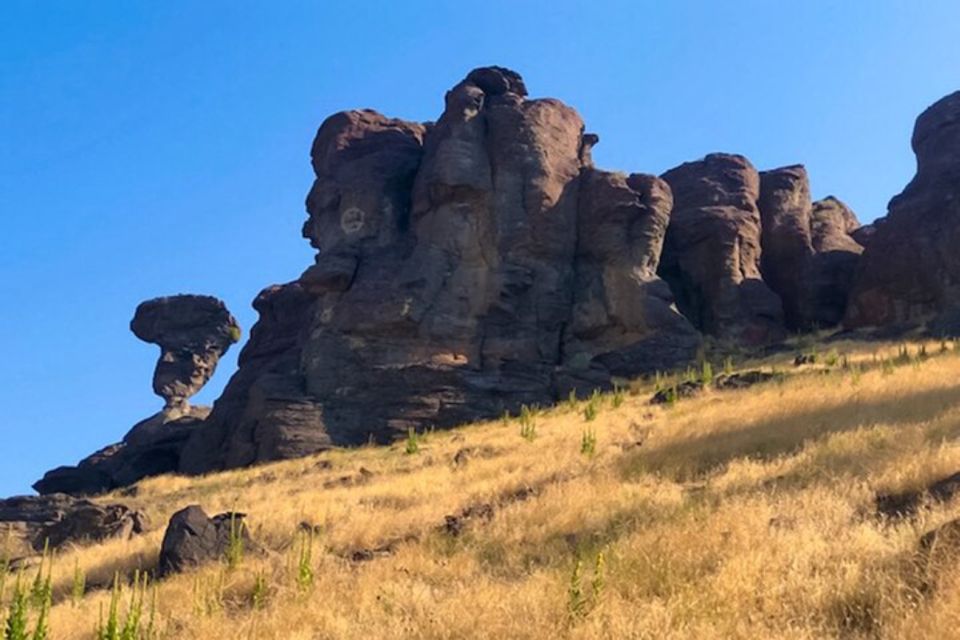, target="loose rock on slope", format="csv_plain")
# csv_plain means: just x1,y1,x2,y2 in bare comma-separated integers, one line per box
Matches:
158,505,255,576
